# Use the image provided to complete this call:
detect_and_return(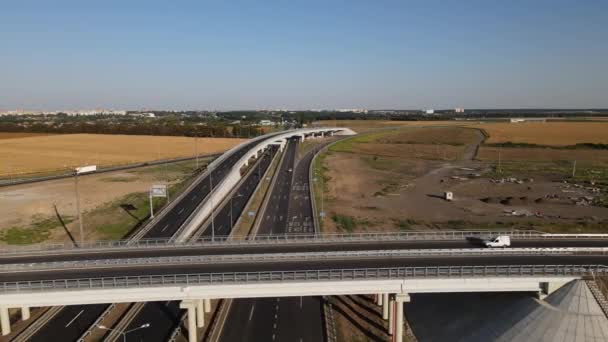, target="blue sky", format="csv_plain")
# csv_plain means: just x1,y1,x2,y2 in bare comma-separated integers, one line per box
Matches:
1,0,607,110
